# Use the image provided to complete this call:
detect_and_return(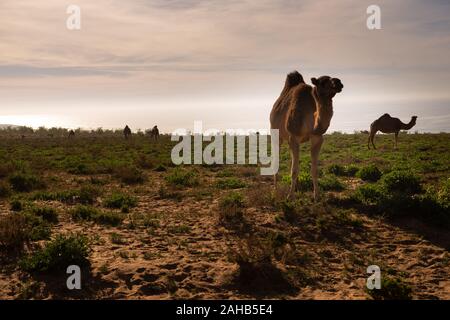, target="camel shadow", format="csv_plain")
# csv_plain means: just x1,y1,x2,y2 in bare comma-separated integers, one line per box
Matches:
26,266,116,299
